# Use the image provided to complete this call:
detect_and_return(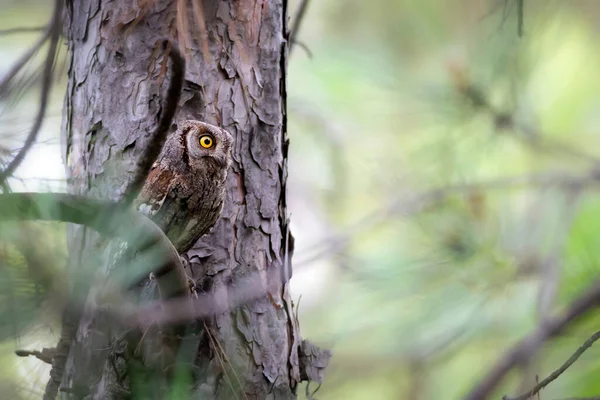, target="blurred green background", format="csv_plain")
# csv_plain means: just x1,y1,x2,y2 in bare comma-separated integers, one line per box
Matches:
3,0,600,399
